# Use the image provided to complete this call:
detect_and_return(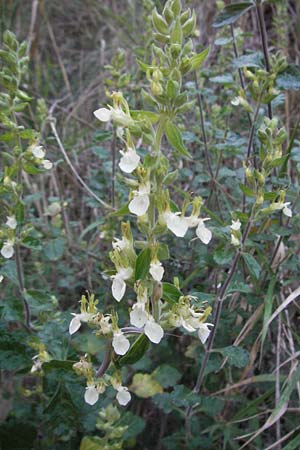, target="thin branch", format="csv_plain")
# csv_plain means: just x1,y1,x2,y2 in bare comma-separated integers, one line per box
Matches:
49,114,113,210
